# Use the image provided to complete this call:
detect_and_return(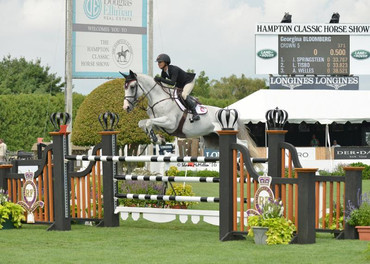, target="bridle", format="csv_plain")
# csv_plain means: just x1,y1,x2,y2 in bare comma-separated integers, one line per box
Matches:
124,78,174,115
